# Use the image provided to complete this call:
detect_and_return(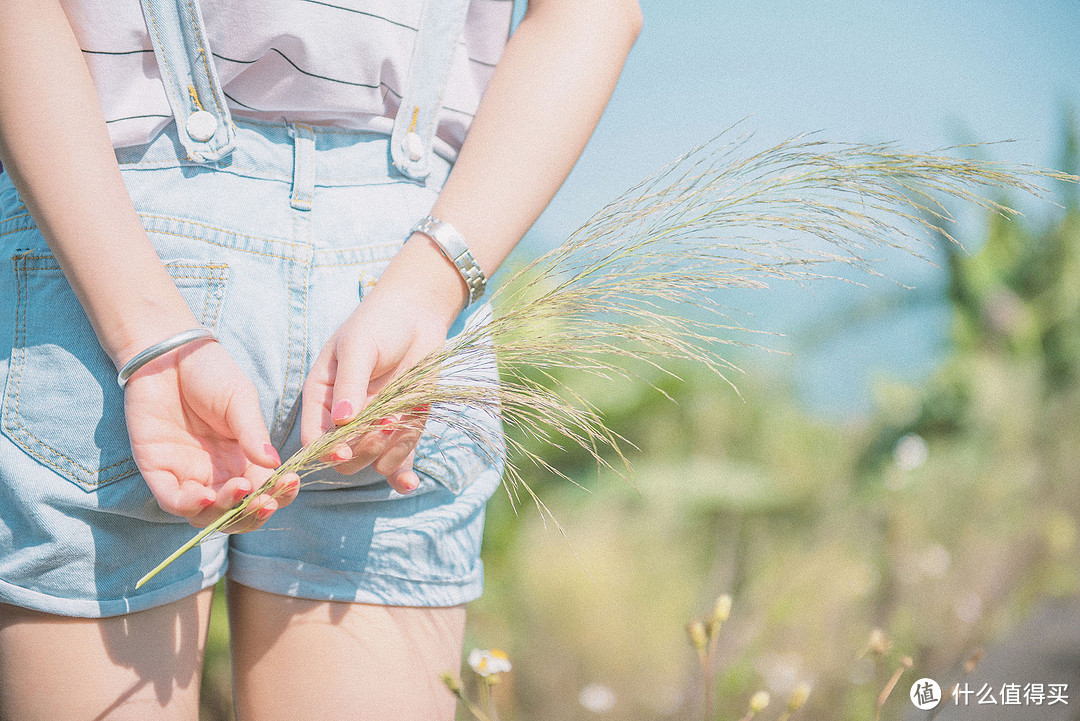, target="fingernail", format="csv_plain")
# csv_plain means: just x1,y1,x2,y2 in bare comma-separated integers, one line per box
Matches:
377,417,395,434
332,444,352,461
199,494,216,508
256,506,274,521
233,487,249,503
412,403,431,413
332,400,354,423
264,443,281,465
